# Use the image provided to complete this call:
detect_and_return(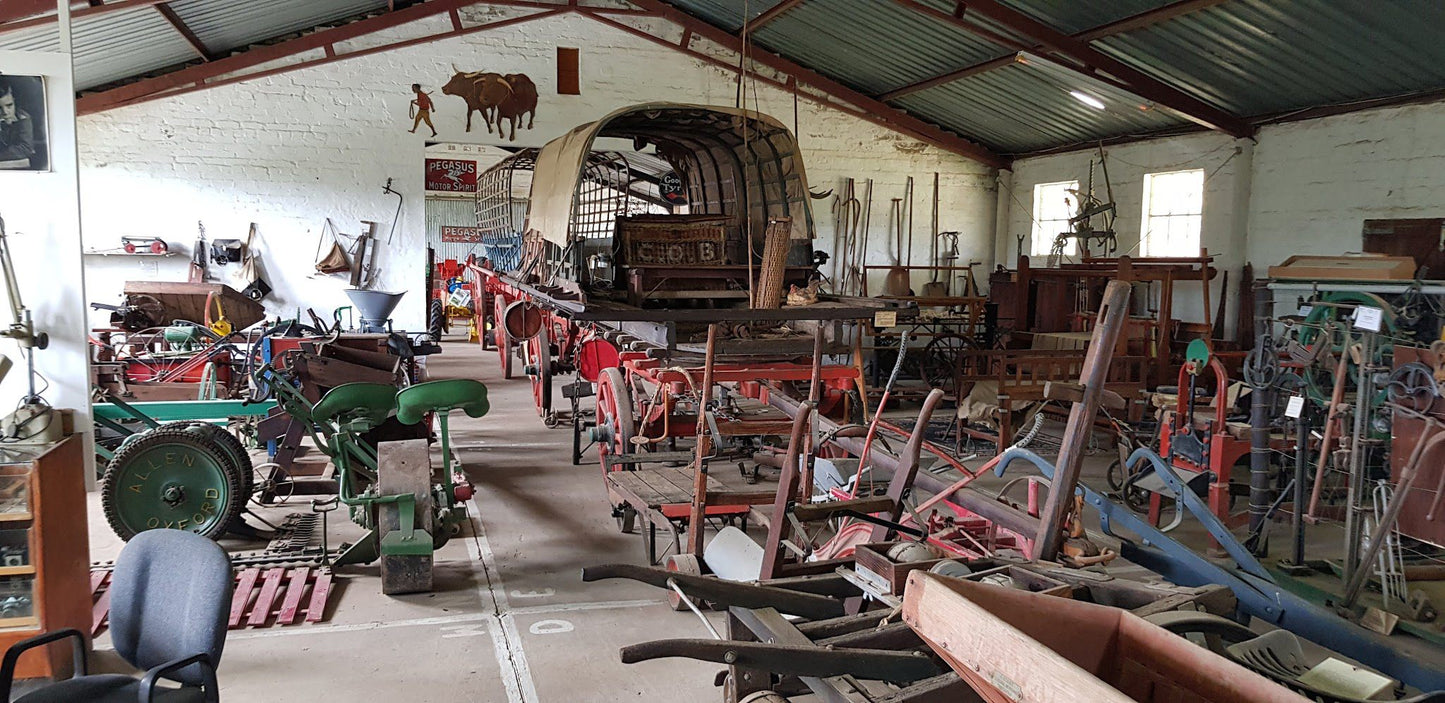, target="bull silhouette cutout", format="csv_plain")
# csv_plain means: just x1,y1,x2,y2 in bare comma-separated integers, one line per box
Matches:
441,68,537,140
